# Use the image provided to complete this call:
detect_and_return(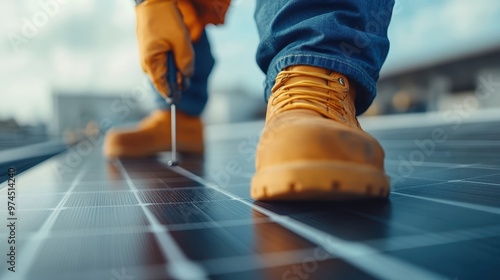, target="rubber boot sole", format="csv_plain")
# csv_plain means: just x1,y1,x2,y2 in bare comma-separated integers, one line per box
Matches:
251,161,390,201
